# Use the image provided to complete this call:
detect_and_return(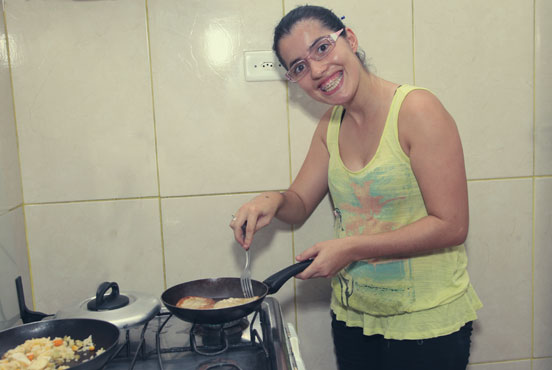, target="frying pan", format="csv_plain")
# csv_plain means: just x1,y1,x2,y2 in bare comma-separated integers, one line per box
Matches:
0,318,120,370
162,259,313,324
